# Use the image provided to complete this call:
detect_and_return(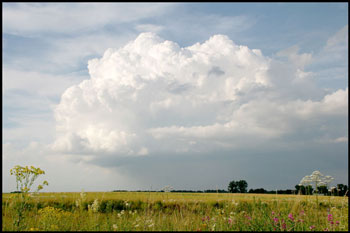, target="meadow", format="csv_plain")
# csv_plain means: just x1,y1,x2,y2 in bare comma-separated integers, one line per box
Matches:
2,191,348,231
